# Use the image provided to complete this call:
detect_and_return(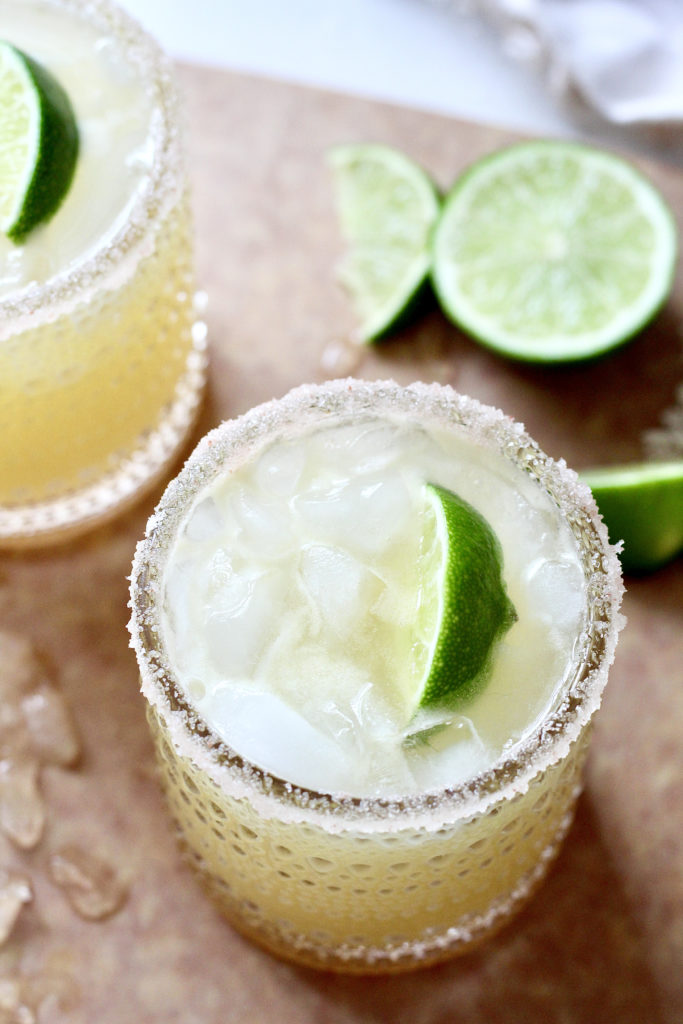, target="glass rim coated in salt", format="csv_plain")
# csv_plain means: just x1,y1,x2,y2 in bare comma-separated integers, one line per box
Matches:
129,378,625,971
0,0,206,546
